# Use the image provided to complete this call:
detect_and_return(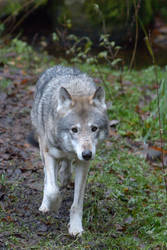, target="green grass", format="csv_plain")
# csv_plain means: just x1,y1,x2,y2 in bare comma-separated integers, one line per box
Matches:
2,142,167,249
1,38,167,249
